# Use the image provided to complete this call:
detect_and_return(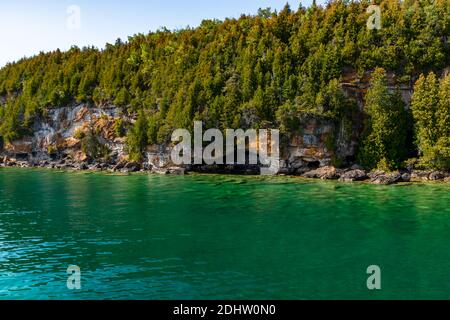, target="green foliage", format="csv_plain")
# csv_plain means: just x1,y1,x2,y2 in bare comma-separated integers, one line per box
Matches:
113,118,126,138
73,128,86,140
147,113,161,145
276,100,300,134
358,68,408,170
418,137,450,170
81,128,110,160
47,145,58,155
126,111,148,161
114,87,130,107
0,0,448,169
411,73,450,170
